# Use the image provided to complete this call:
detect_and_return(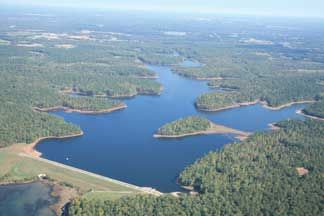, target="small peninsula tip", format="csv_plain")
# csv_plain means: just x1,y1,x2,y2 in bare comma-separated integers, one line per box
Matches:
154,116,249,140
